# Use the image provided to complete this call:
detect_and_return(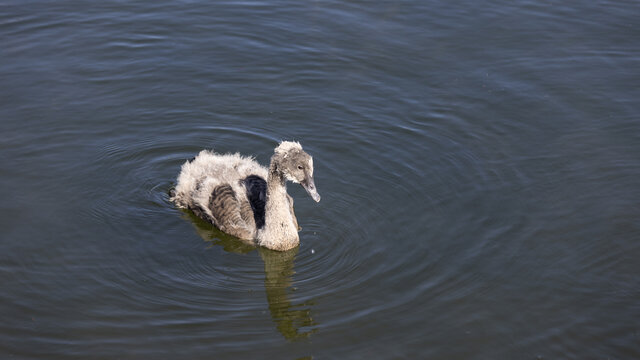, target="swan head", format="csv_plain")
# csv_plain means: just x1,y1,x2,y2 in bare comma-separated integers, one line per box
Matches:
273,141,321,202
